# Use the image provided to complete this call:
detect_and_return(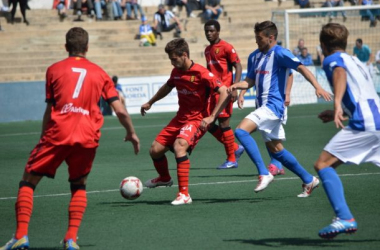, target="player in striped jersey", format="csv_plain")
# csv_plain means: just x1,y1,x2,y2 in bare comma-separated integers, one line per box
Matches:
228,21,331,195
316,23,380,239
238,43,294,176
